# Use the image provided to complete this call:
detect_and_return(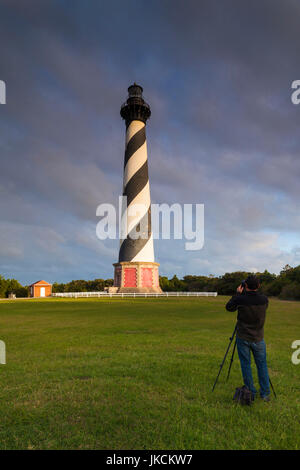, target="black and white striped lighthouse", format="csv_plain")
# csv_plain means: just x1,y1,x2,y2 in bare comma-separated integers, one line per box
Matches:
113,84,161,292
